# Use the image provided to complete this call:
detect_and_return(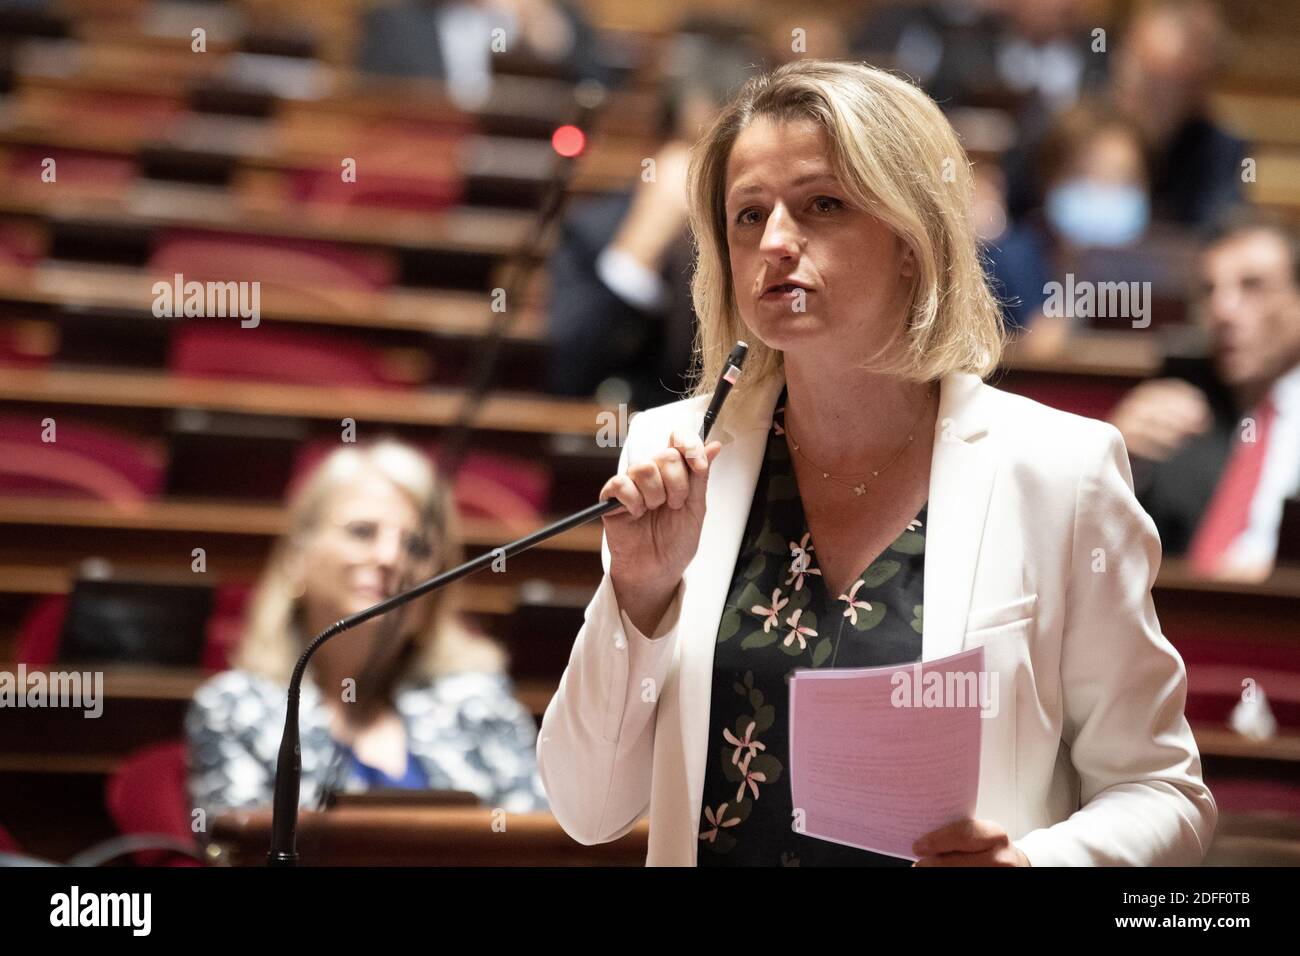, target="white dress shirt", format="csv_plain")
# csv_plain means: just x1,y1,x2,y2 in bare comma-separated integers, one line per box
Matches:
1224,361,1300,570
596,246,670,312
